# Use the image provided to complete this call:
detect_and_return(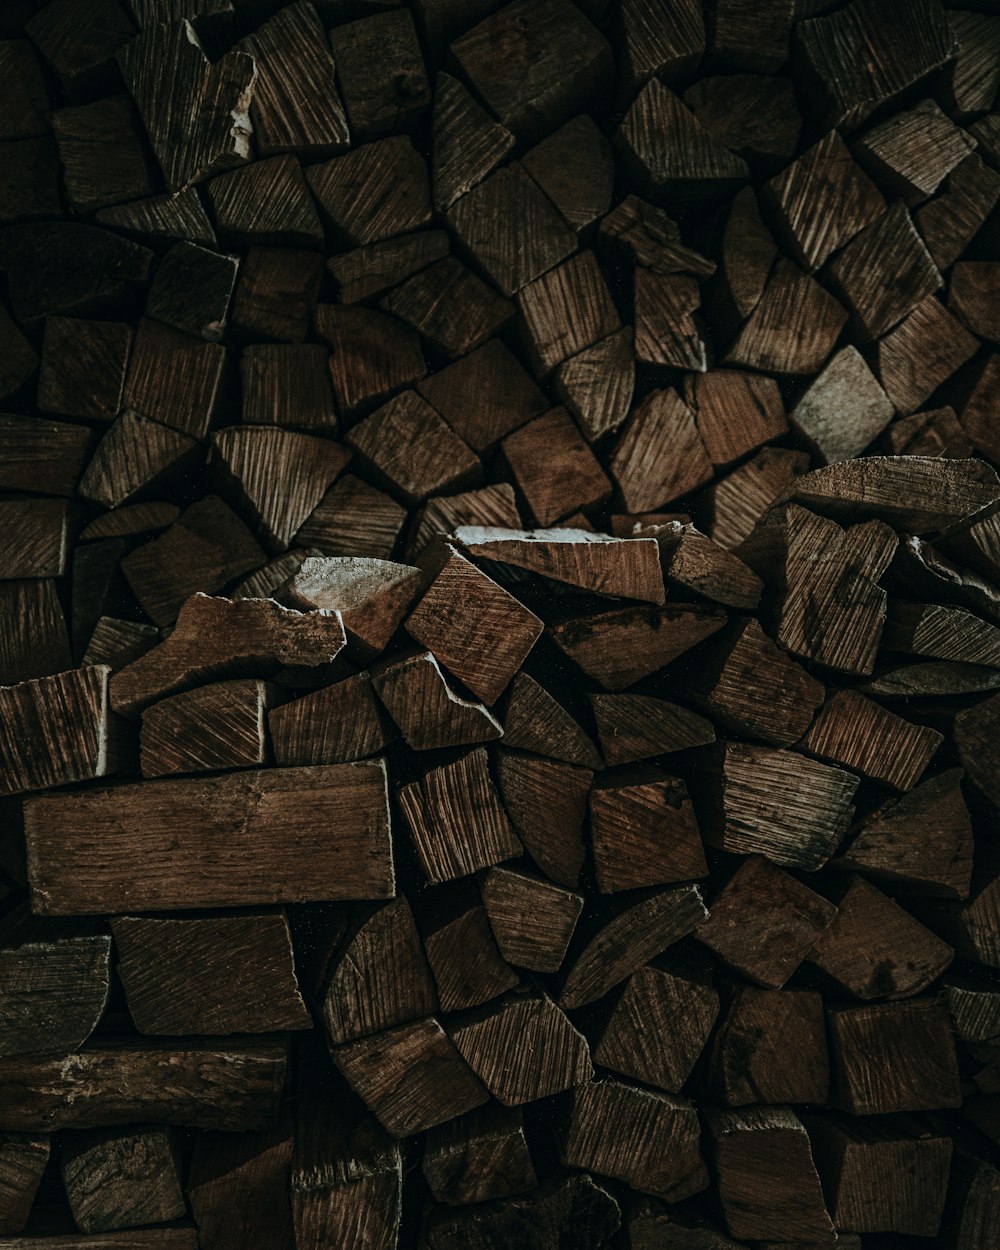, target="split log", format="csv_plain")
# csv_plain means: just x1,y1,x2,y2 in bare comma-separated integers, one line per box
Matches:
231,247,324,342
306,137,430,247
80,504,179,543
960,355,1000,464
0,39,49,140
521,115,614,233
684,73,800,166
501,408,613,526
123,317,226,439
422,1104,536,1207
884,406,971,457
610,388,713,512
874,295,979,415
407,486,521,563
381,256,512,361
371,651,501,750
617,0,704,92
328,230,449,305
708,986,829,1106
231,549,315,602
945,10,1000,117
448,988,592,1105
496,749,591,888
590,694,715,766
0,581,72,686
298,474,407,561
241,344,335,431
96,186,217,248
695,855,836,988
480,866,583,973
139,678,277,777
398,748,521,883
599,194,716,279
206,157,323,250
626,1200,745,1250
633,270,706,371
915,153,1000,270
61,1127,185,1233
0,499,72,579
0,1041,286,1132
517,251,620,376
864,661,1000,699
884,602,1000,668
25,0,135,95
52,96,153,212
501,672,601,770
683,369,786,469
705,447,811,550
1,136,63,225
37,317,131,424
419,883,518,1013
430,71,513,213
706,185,775,334
559,1079,706,1201
649,523,762,609
0,1134,49,1235
943,1150,1000,1250
855,99,975,204
554,327,635,444
189,1117,294,1250
789,347,894,464
269,672,393,766
25,761,393,914
0,1231,198,1249
327,9,429,142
